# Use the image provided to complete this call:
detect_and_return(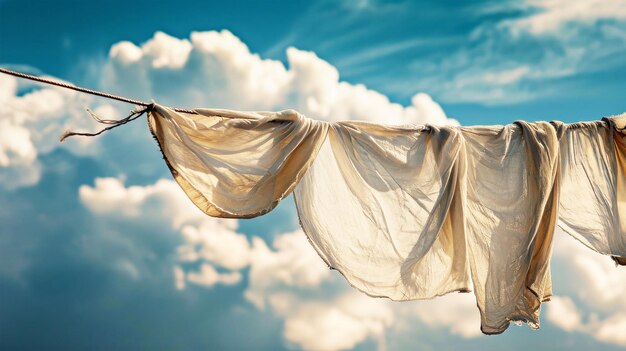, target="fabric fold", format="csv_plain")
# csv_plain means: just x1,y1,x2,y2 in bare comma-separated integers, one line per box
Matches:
148,103,626,335
554,115,626,263
295,121,470,301
461,121,560,334
148,104,328,218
